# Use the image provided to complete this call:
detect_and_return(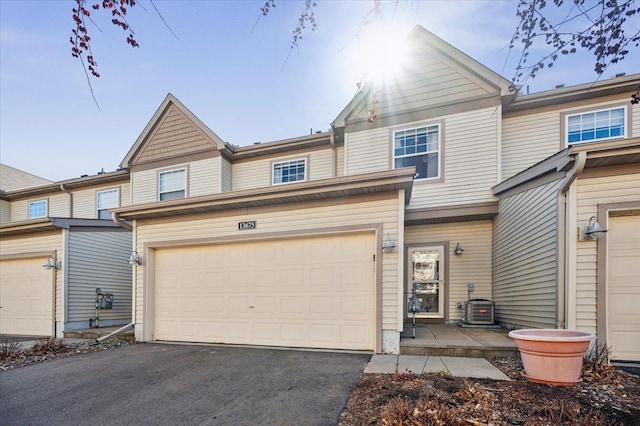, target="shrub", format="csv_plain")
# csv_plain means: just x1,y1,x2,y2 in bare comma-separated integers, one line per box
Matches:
30,338,67,356
0,337,24,361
